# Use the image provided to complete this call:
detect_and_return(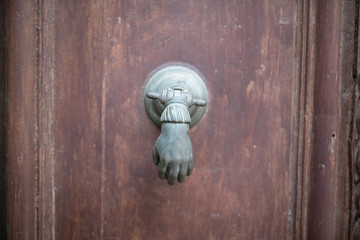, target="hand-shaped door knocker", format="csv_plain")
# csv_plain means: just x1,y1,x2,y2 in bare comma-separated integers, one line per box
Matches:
144,64,208,185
